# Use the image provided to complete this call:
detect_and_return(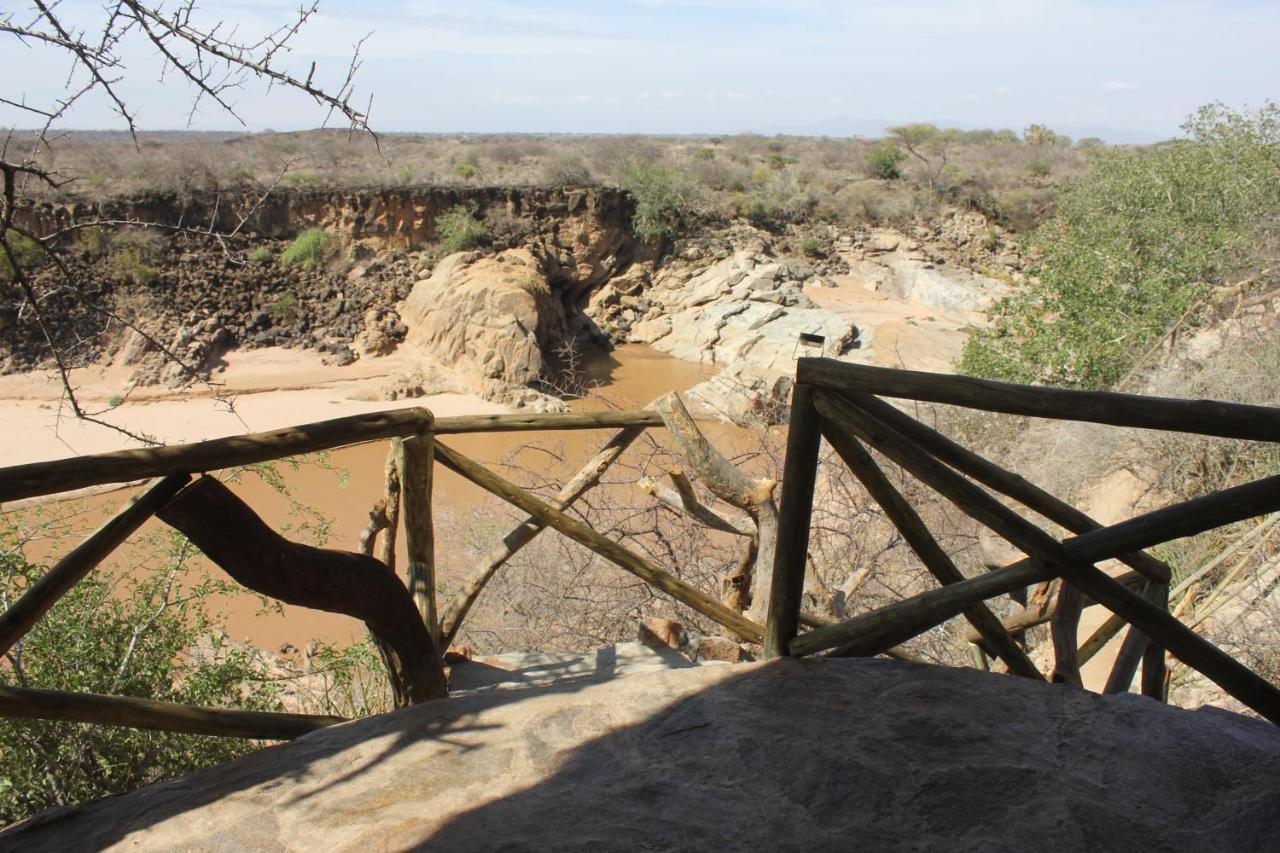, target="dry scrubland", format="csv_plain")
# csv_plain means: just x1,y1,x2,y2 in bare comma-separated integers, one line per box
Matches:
16,126,1088,233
